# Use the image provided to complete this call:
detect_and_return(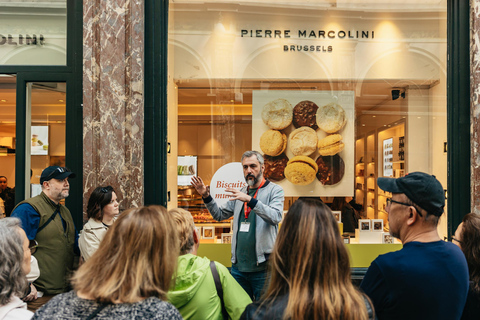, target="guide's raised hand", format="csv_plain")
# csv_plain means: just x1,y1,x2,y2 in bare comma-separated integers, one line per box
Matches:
191,176,209,198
